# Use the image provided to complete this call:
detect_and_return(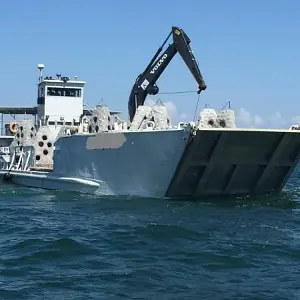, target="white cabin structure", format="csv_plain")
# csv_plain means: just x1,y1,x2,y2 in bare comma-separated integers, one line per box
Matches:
37,67,86,126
